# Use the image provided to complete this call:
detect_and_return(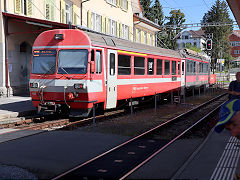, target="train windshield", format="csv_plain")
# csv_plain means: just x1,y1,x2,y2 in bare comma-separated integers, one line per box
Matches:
57,49,88,74
32,50,57,74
